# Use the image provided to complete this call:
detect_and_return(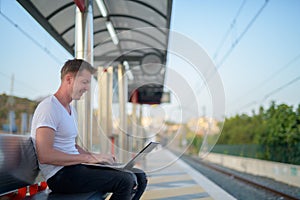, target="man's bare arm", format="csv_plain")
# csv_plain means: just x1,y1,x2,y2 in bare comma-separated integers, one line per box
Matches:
75,143,116,163
36,127,114,166
75,144,89,154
